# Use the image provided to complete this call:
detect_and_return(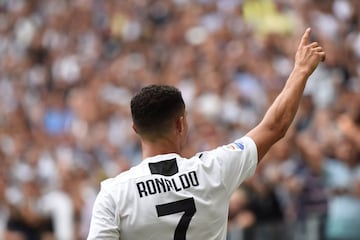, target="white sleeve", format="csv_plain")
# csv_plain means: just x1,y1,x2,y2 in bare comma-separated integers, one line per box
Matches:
87,182,120,240
207,136,258,196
